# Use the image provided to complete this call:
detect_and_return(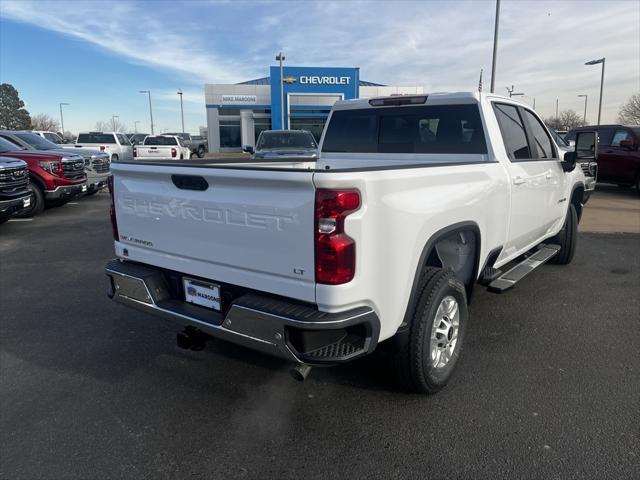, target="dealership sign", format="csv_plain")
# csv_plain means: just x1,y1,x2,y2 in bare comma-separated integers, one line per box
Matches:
300,76,351,85
221,95,257,104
